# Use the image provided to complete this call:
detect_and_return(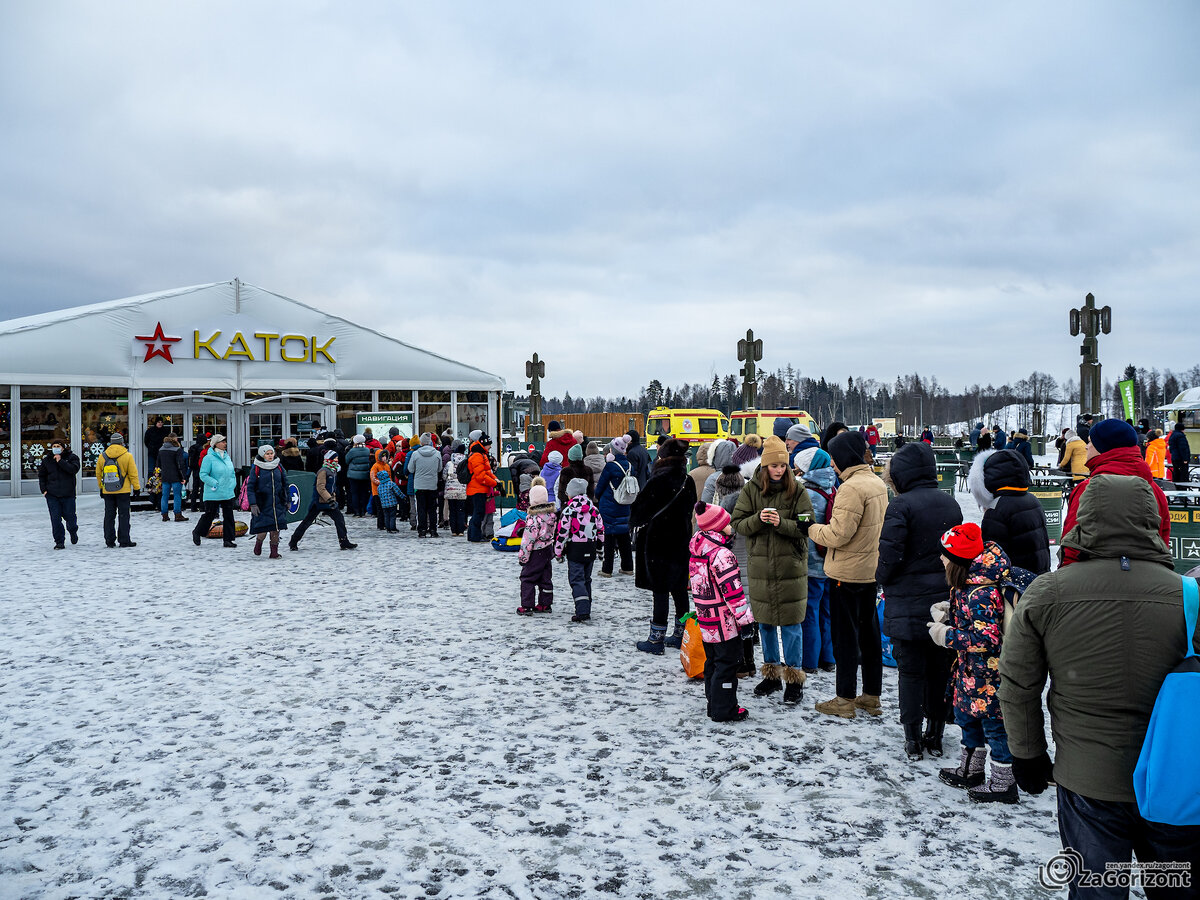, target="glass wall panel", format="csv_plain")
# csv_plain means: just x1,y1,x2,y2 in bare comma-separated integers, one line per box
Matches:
20,391,70,478
249,413,284,453
0,399,9,480
81,393,129,472
191,413,229,446
418,391,452,438
456,392,489,440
